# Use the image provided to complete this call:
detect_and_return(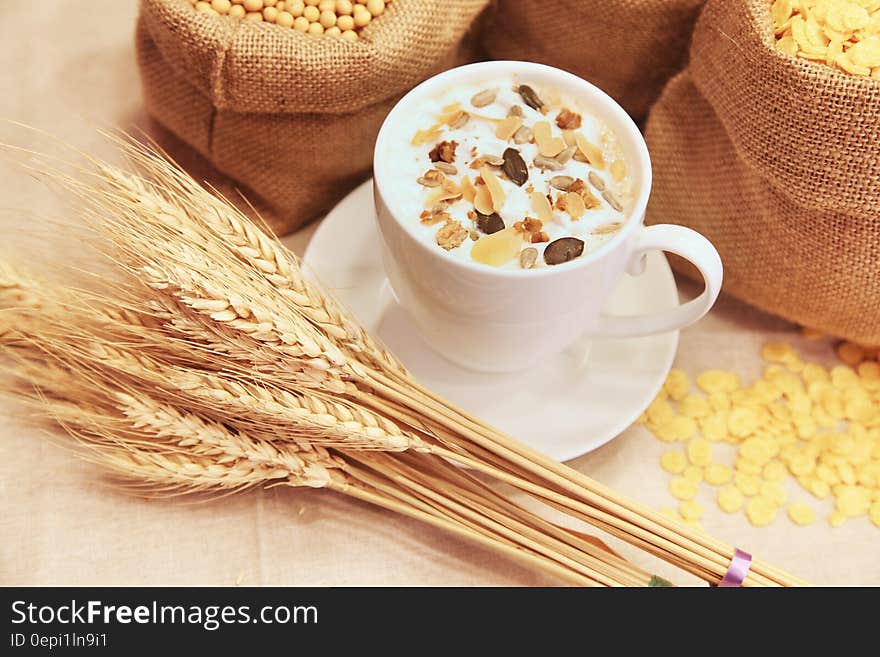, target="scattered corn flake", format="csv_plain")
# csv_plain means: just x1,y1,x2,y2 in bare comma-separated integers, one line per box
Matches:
697,370,740,394
746,497,778,527
656,415,698,442
681,395,711,418
660,451,687,474
684,465,704,484
835,486,871,517
664,369,690,401
760,481,788,505
763,461,788,482
704,463,733,486
700,413,728,442
686,438,712,467
829,511,847,527
788,503,815,526
717,485,745,513
679,500,704,521
735,471,762,497
669,477,699,501
646,397,675,426
728,407,759,438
